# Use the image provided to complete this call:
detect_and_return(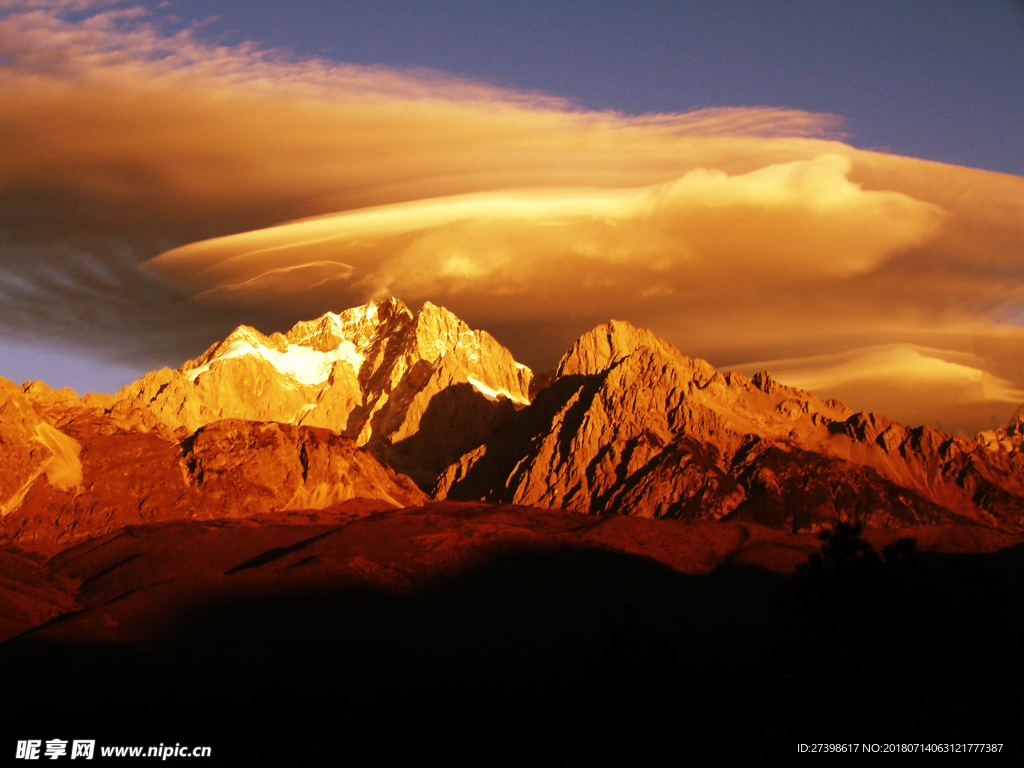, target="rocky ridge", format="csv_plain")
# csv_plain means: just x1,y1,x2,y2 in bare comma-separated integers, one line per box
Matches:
116,298,532,487
0,378,425,554
437,320,1024,533
976,406,1024,455
0,379,83,519
3,302,1024,553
